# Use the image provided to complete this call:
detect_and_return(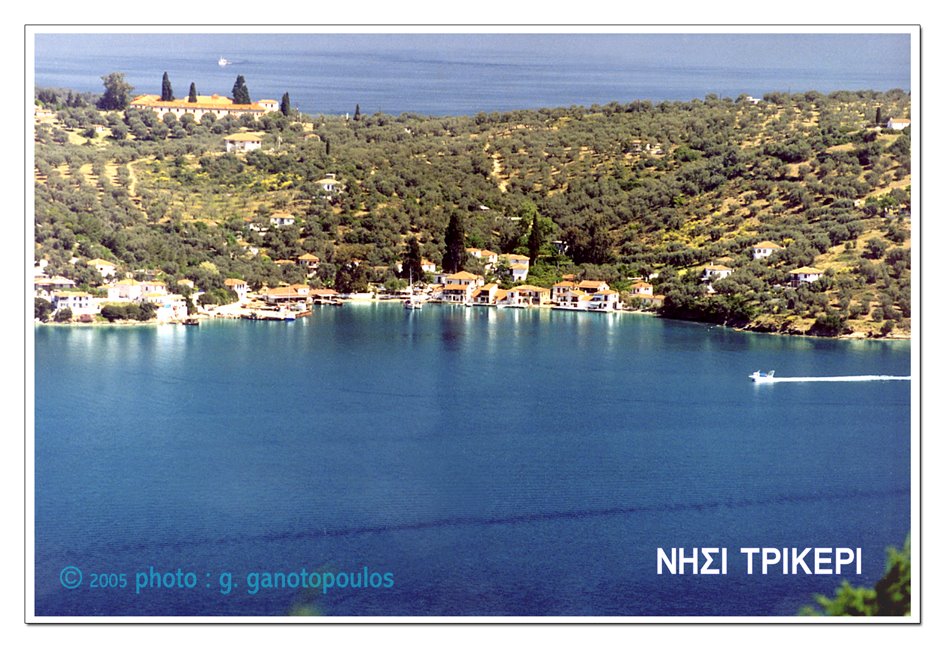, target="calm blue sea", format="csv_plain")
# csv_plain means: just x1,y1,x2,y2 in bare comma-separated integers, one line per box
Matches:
34,305,911,616
33,33,911,116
